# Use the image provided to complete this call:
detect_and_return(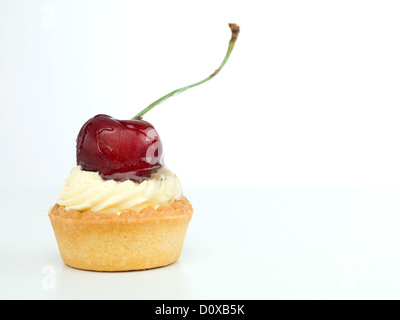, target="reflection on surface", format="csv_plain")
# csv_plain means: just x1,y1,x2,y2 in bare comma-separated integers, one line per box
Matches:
55,260,191,299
